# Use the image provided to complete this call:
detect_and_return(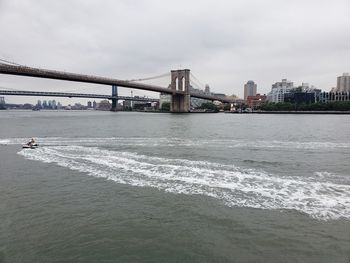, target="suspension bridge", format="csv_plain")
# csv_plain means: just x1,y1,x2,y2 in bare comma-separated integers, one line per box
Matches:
0,59,233,112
